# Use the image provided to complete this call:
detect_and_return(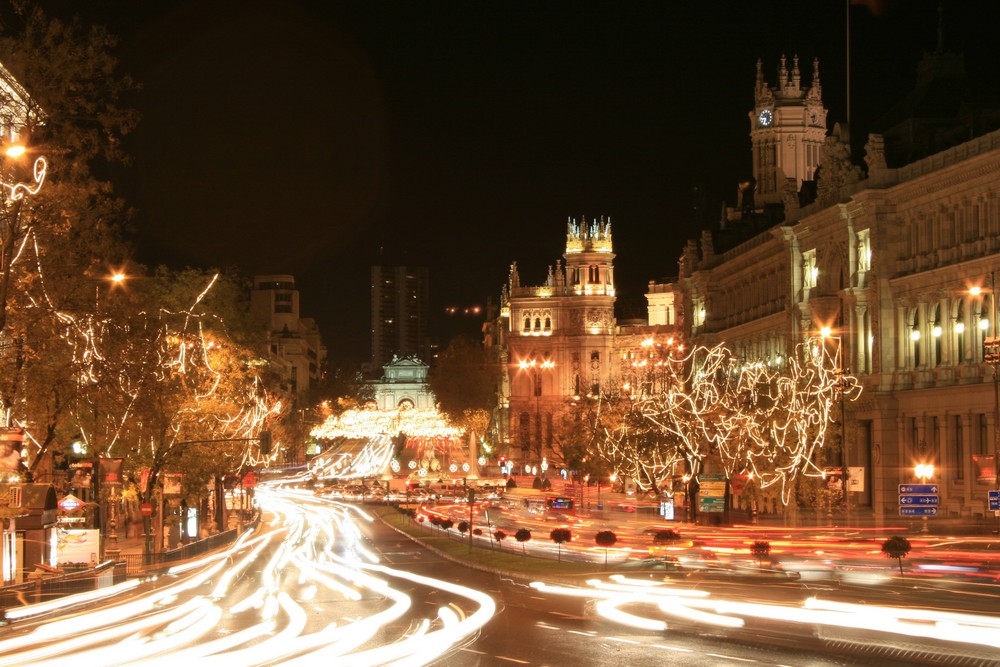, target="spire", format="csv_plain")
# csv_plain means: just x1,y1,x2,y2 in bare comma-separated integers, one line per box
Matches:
808,57,822,101
756,57,763,92
779,54,788,87
792,54,801,89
